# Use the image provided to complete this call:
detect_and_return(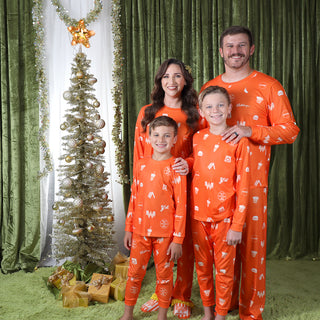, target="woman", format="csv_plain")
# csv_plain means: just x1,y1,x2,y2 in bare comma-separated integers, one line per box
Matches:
133,58,204,319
